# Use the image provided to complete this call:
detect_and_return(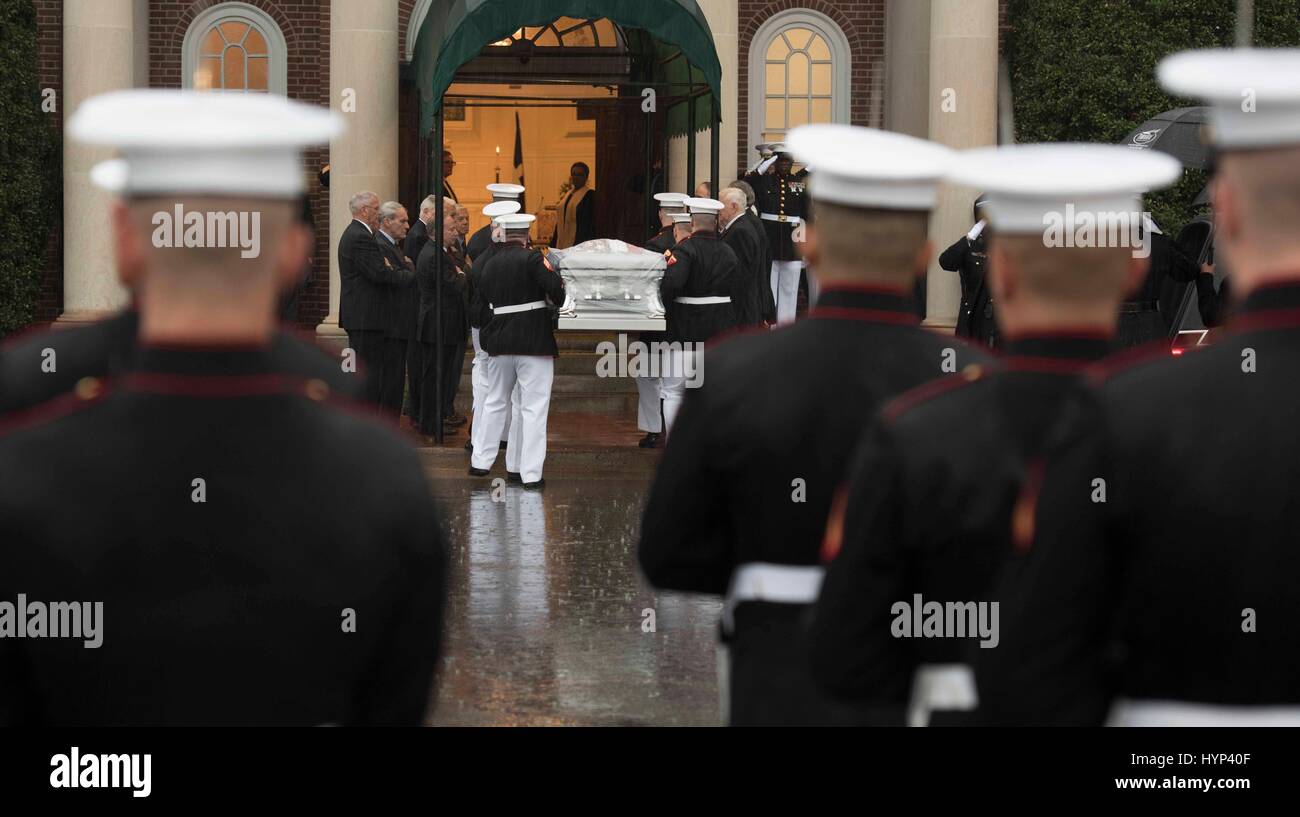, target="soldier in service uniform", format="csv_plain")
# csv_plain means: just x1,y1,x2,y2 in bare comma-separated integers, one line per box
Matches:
465,199,521,454
657,197,743,433
0,90,446,725
979,49,1300,726
744,147,808,324
466,183,525,264
468,213,570,489
639,125,987,725
940,197,1000,350
633,192,689,449
809,143,1180,726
